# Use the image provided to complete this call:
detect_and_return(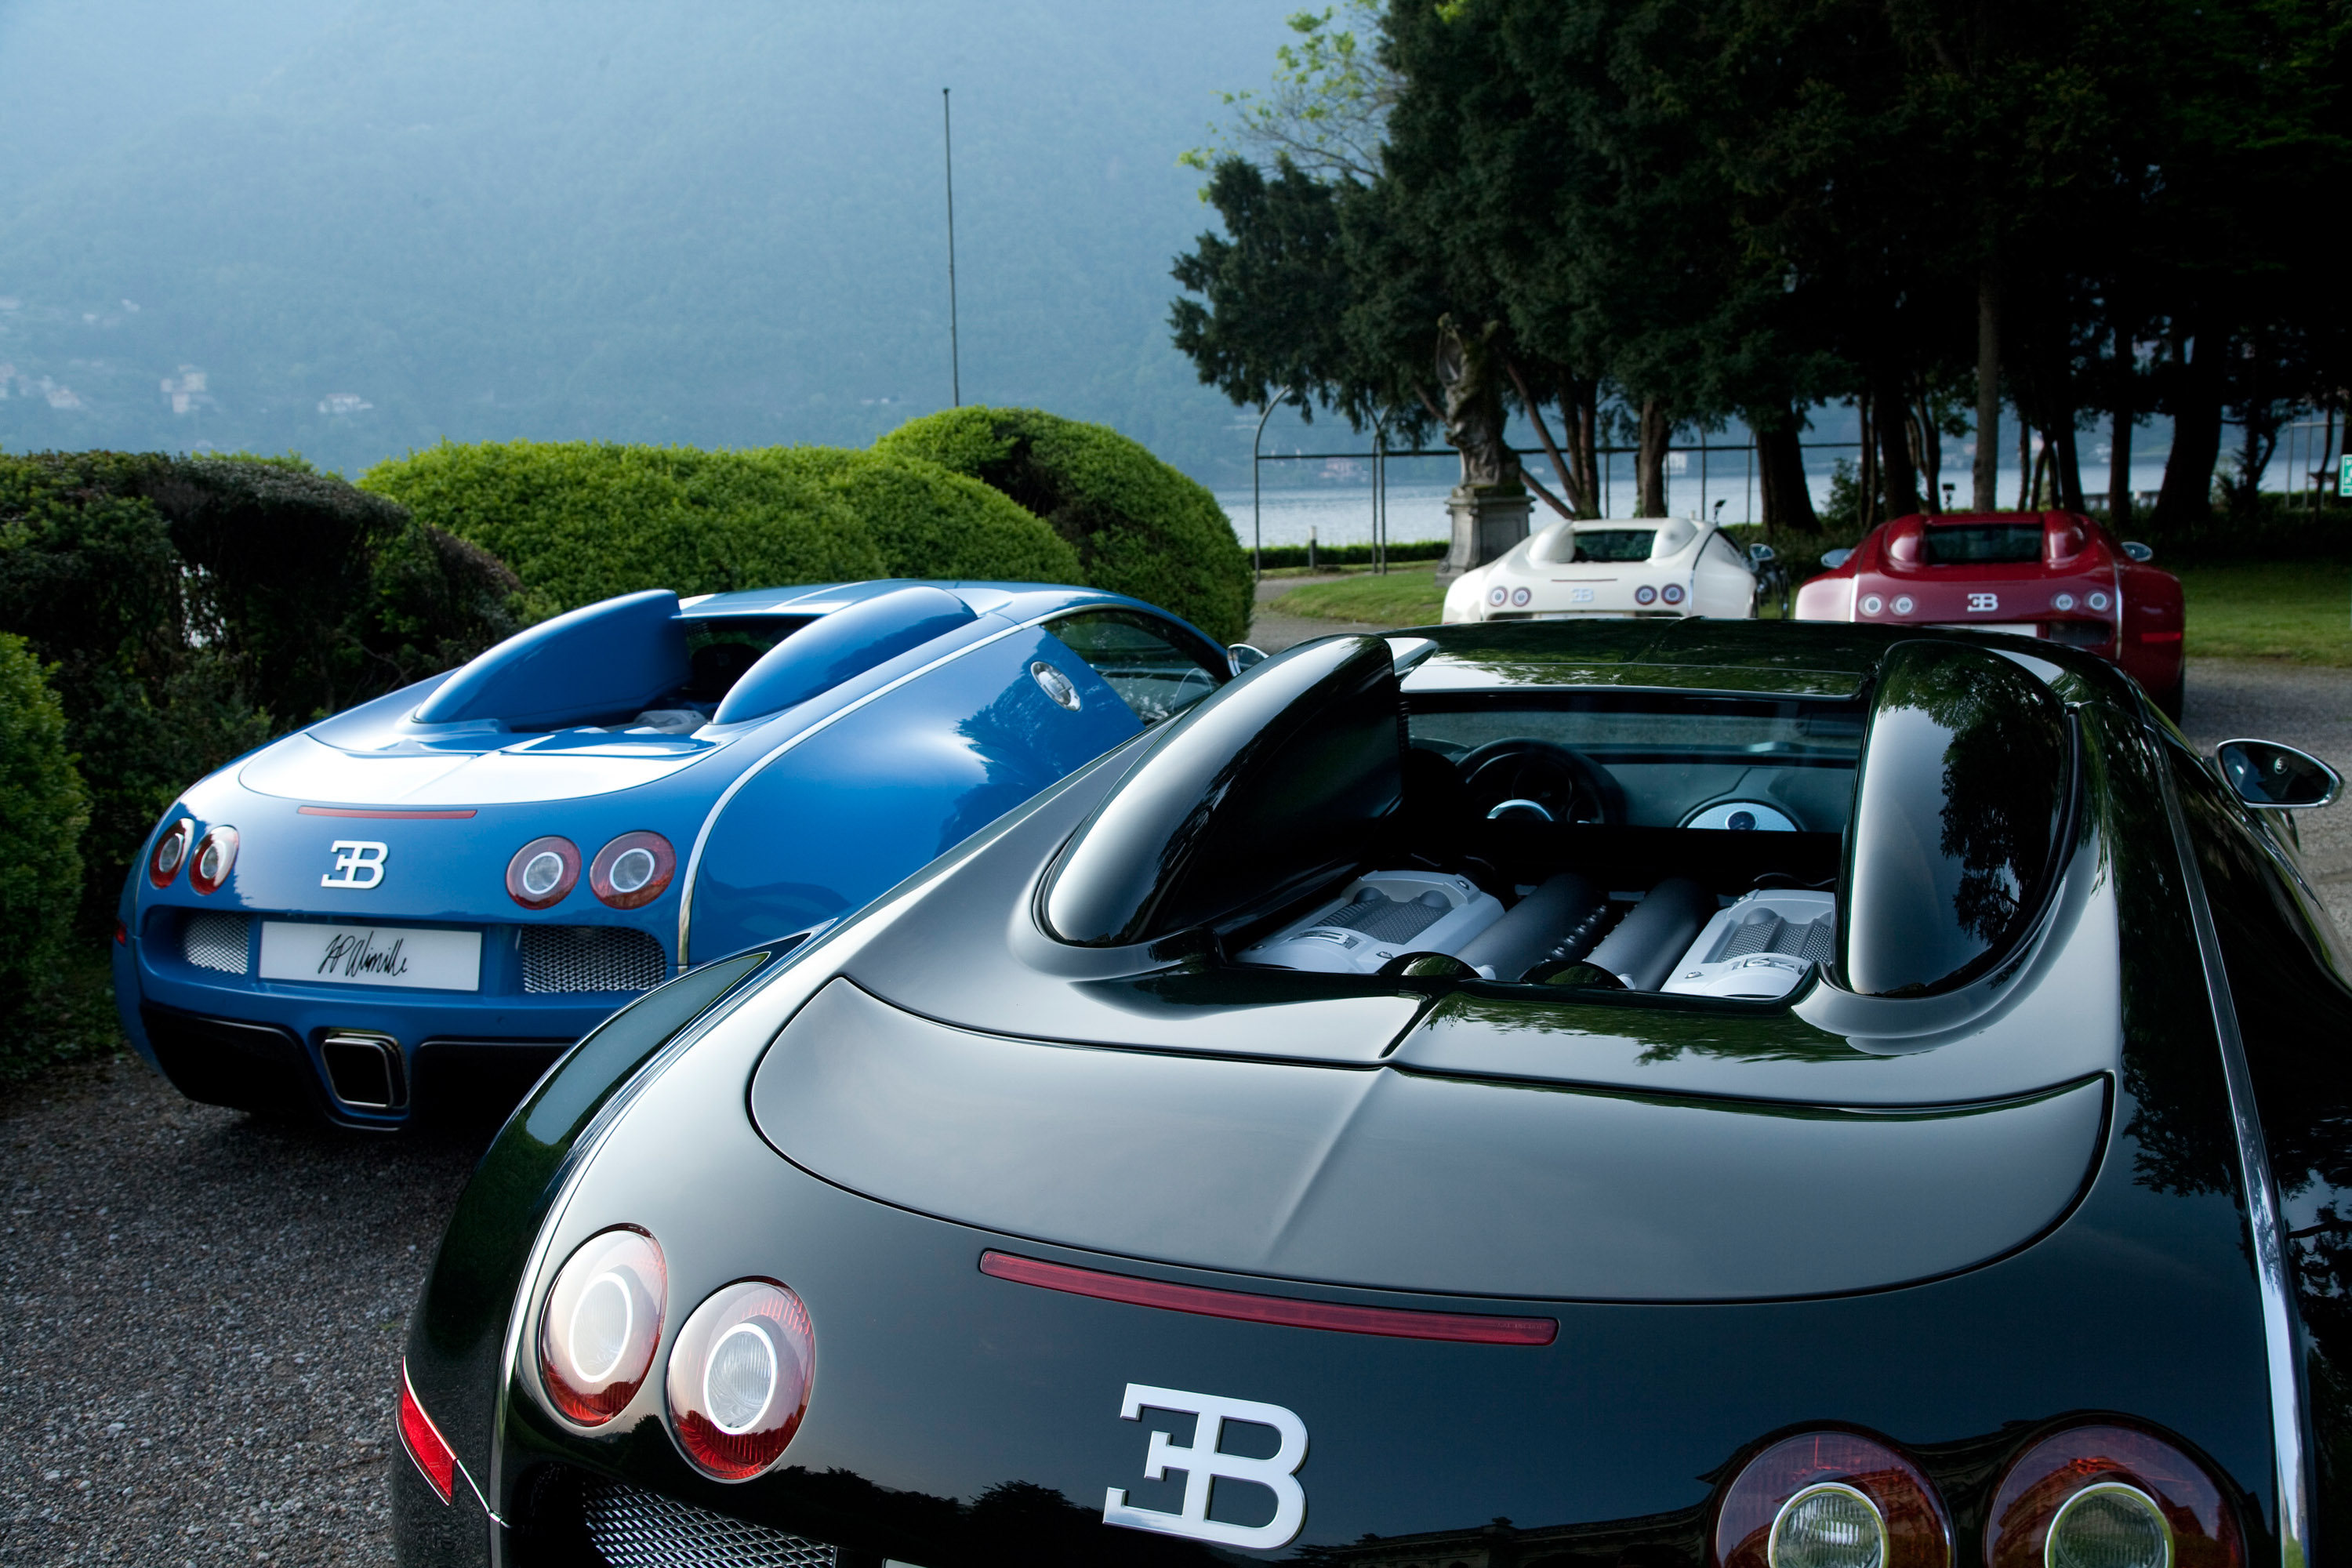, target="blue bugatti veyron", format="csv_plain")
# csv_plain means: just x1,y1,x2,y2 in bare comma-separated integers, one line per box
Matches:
114,579,1238,1127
